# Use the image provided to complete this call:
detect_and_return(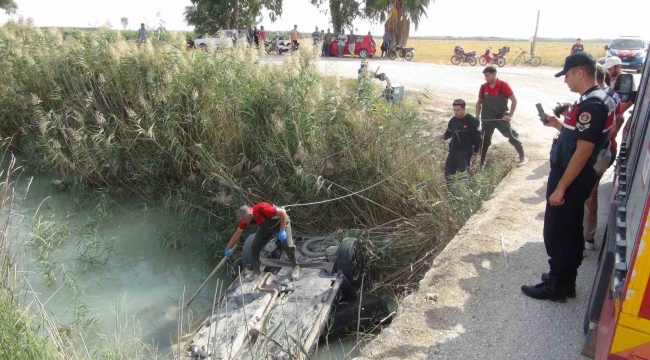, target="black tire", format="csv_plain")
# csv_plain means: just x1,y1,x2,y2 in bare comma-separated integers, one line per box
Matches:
497,57,506,67
359,49,369,58
388,50,397,60
199,43,208,52
478,57,487,66
405,51,414,61
468,57,477,66
450,55,461,65
513,55,522,66
242,234,256,269
335,238,365,287
531,56,542,67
